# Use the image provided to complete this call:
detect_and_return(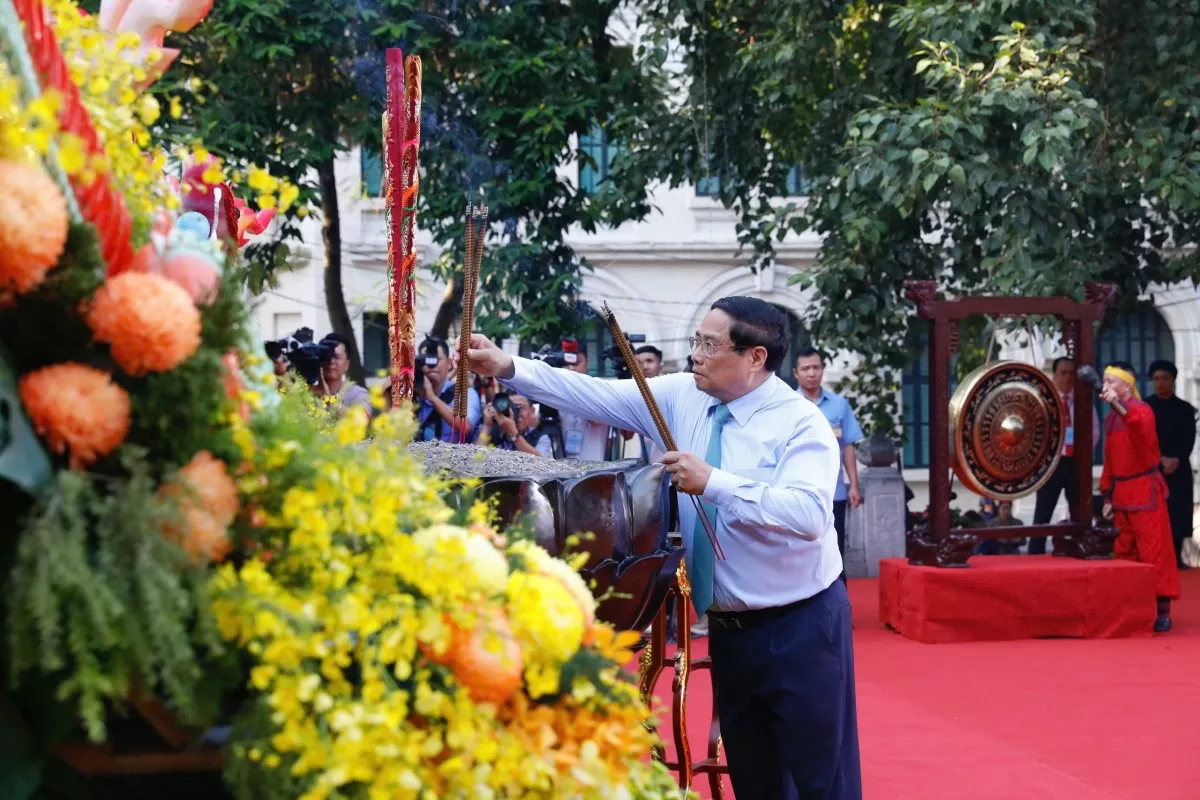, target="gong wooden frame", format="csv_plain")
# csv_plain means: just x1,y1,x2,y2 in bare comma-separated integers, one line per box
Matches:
904,281,1117,559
